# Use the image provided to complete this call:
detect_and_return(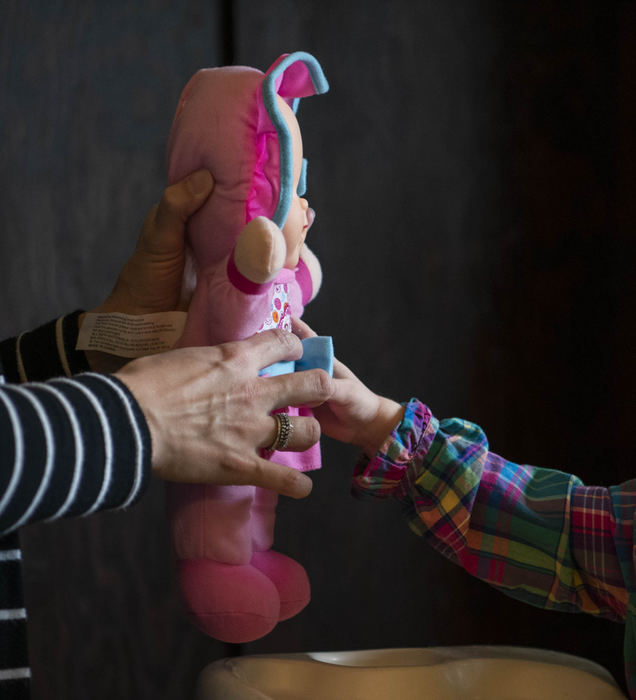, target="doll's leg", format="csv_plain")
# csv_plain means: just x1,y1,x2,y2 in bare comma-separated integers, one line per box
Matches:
177,559,279,642
168,482,281,642
249,487,311,621
251,550,310,621
171,483,257,563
